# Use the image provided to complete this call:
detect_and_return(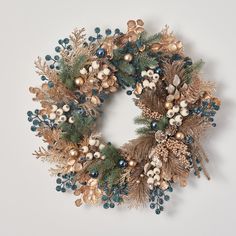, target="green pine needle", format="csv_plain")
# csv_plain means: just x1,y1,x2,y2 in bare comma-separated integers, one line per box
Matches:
60,113,95,143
